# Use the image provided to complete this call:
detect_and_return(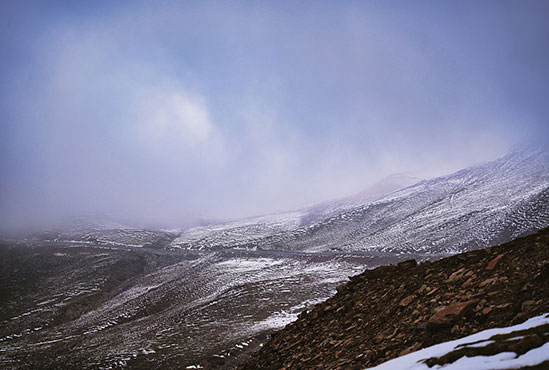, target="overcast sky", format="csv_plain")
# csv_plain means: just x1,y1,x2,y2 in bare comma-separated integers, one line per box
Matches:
1,1,548,229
